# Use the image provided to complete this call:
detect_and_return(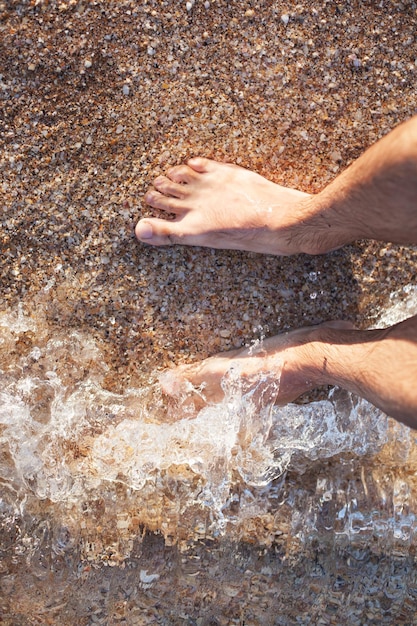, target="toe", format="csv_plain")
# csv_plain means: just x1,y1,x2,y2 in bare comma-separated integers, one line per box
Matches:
144,189,186,214
166,164,199,184
154,175,189,199
135,217,184,246
187,157,216,173
158,369,188,397
135,219,154,240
